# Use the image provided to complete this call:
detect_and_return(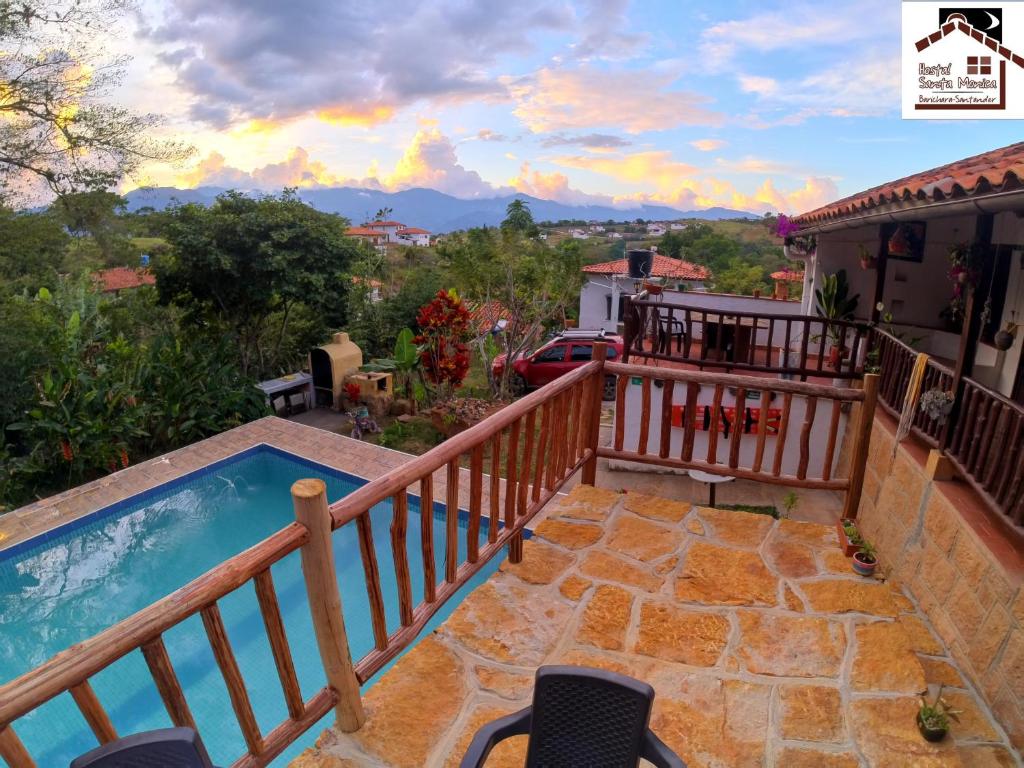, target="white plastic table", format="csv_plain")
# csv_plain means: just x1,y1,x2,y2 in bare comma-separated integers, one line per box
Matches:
688,470,735,507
